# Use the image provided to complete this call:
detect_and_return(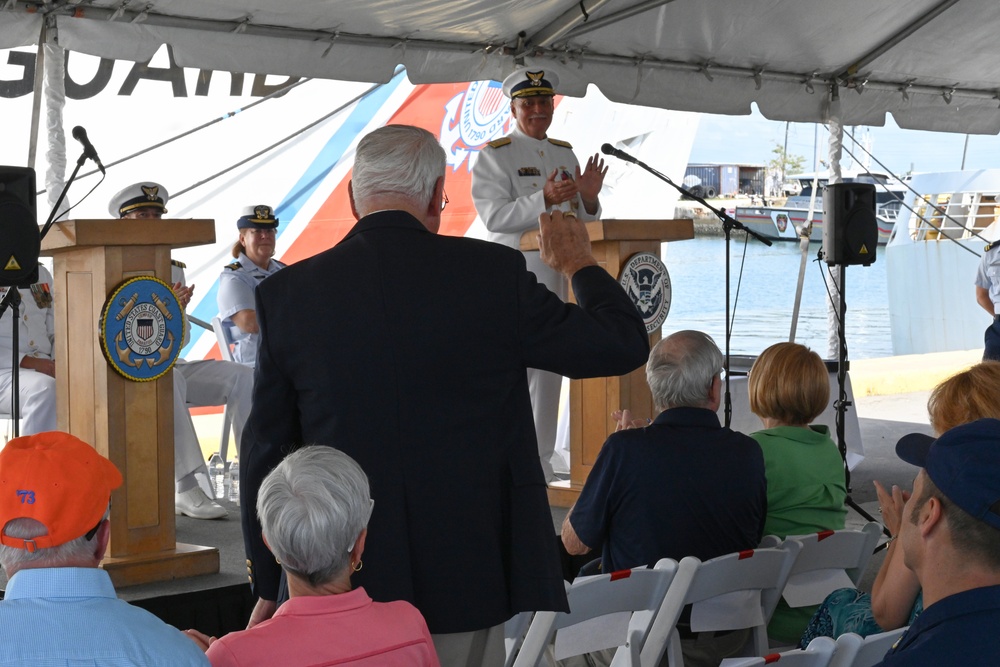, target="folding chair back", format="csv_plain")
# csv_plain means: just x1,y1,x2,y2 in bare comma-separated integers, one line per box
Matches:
513,560,678,667
504,611,533,667
211,316,237,461
718,636,836,666
828,628,907,667
641,541,802,667
780,523,883,609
